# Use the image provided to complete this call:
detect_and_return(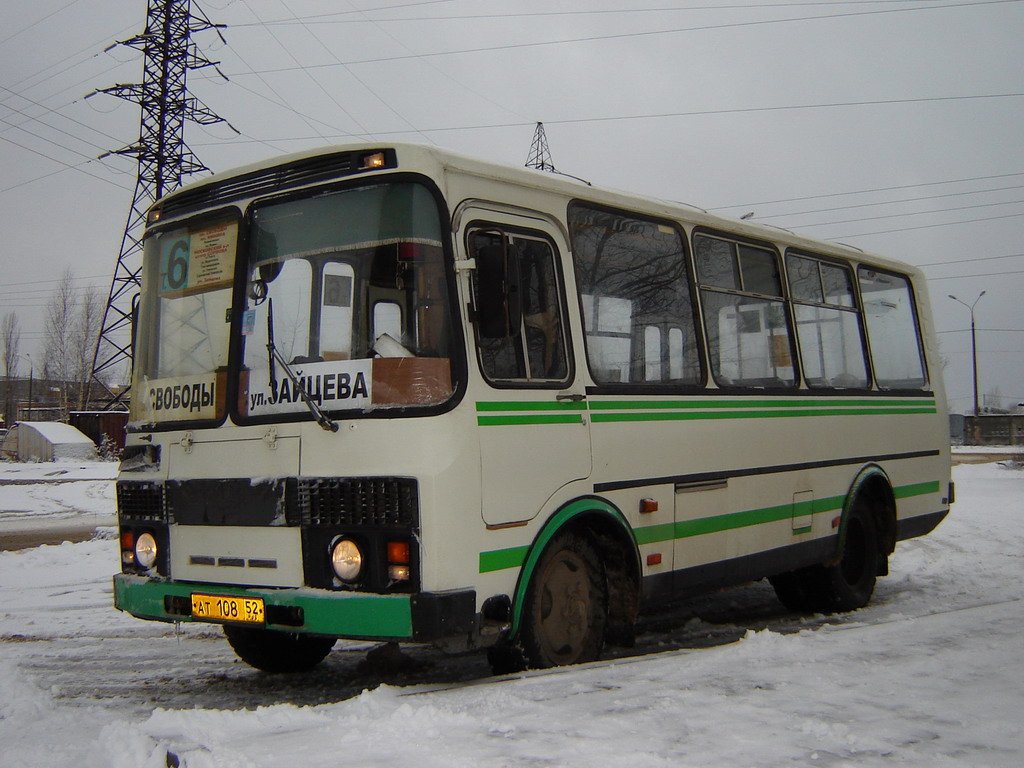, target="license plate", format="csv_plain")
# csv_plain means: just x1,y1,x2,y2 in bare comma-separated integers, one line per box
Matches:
191,593,265,624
